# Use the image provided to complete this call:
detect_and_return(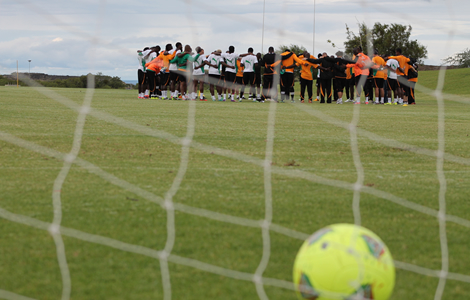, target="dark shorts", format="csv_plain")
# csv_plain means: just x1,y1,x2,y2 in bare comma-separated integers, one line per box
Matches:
373,78,384,88
387,78,397,91
170,70,180,83
243,72,255,85
235,76,243,85
225,72,237,84
138,70,145,85
160,72,170,87
397,75,406,87
208,74,221,86
254,73,262,85
334,78,347,91
348,77,355,87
